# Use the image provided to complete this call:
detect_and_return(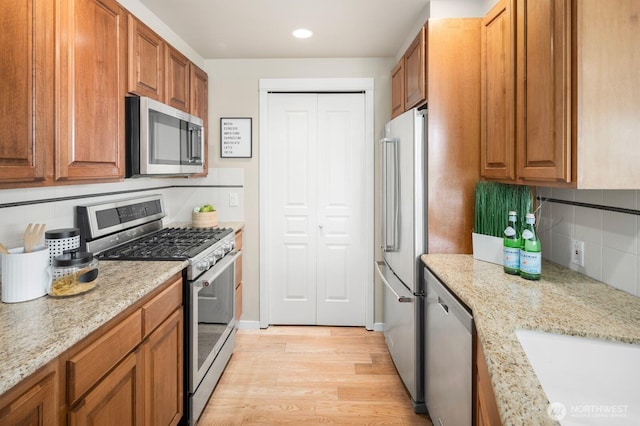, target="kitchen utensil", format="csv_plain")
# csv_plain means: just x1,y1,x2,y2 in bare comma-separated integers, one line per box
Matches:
45,228,80,264
24,223,46,253
1,246,49,303
0,242,9,255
